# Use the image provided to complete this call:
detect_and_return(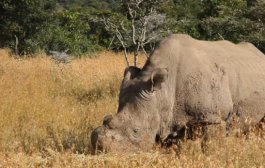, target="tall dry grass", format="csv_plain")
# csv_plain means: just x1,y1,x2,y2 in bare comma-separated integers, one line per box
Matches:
0,49,264,167
0,49,145,154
